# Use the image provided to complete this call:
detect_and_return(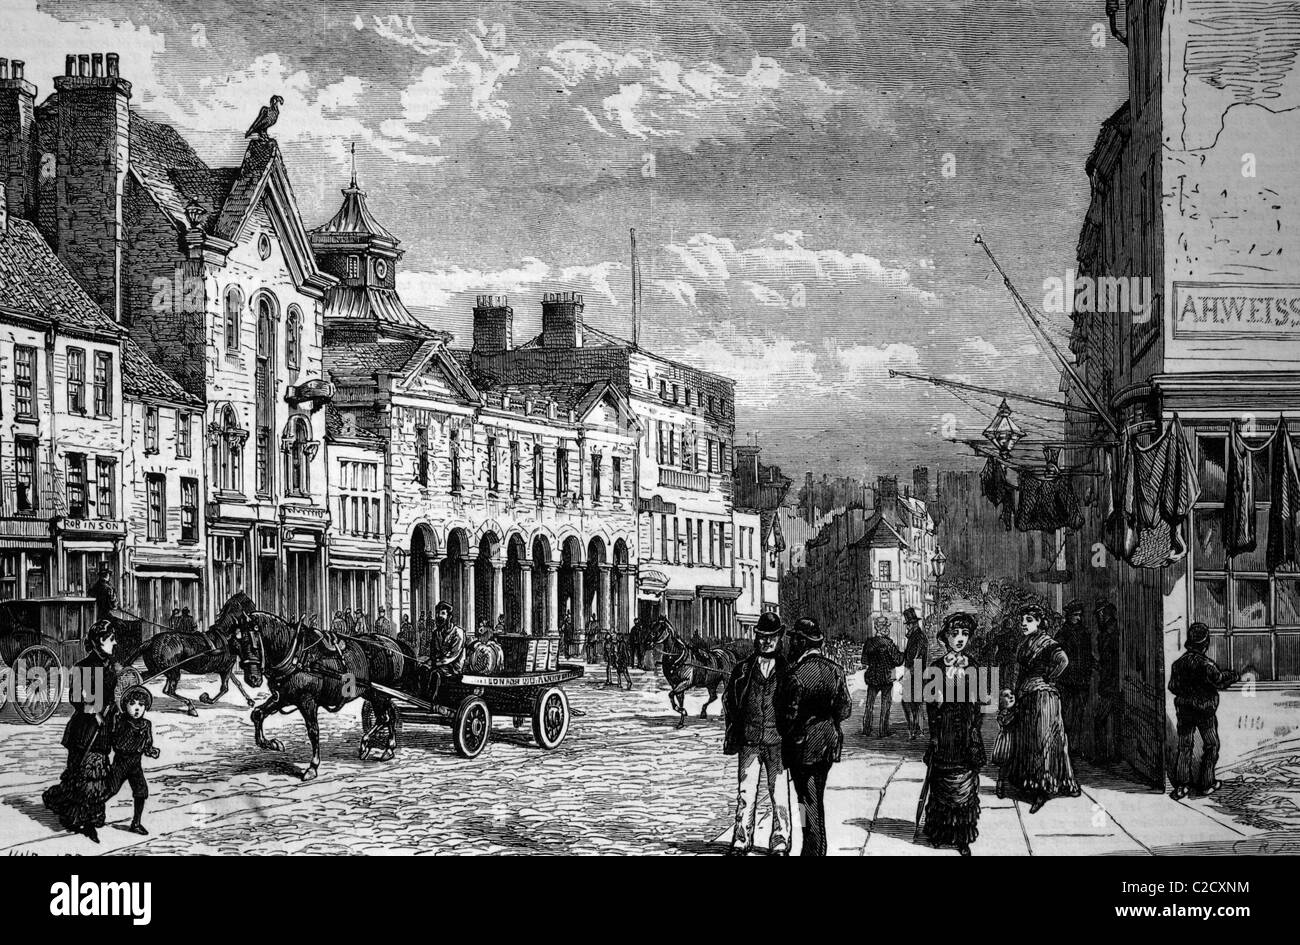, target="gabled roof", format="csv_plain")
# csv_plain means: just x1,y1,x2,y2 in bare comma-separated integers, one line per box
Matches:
122,337,201,406
0,218,121,338
324,337,429,385
398,340,482,404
